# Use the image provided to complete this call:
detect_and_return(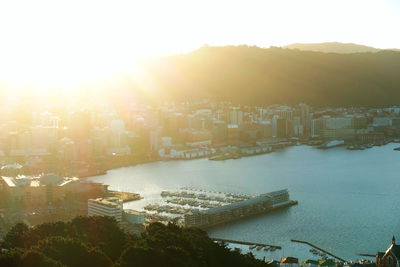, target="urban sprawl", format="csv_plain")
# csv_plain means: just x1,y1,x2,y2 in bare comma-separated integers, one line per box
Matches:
1,100,400,266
